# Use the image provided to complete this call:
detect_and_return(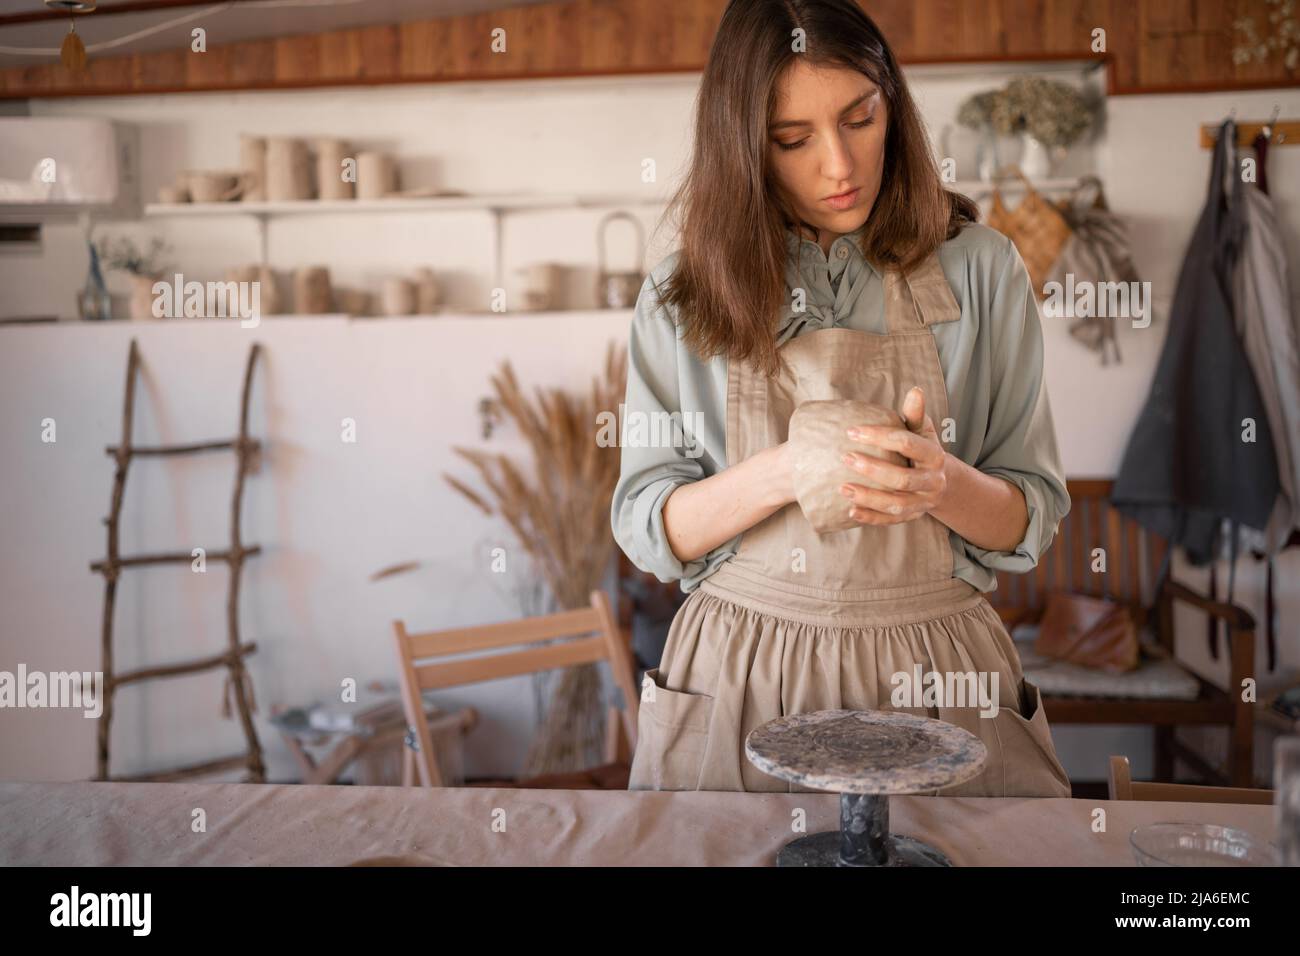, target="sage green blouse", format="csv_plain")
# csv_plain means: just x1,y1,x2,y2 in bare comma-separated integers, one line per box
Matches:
610,220,1071,594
